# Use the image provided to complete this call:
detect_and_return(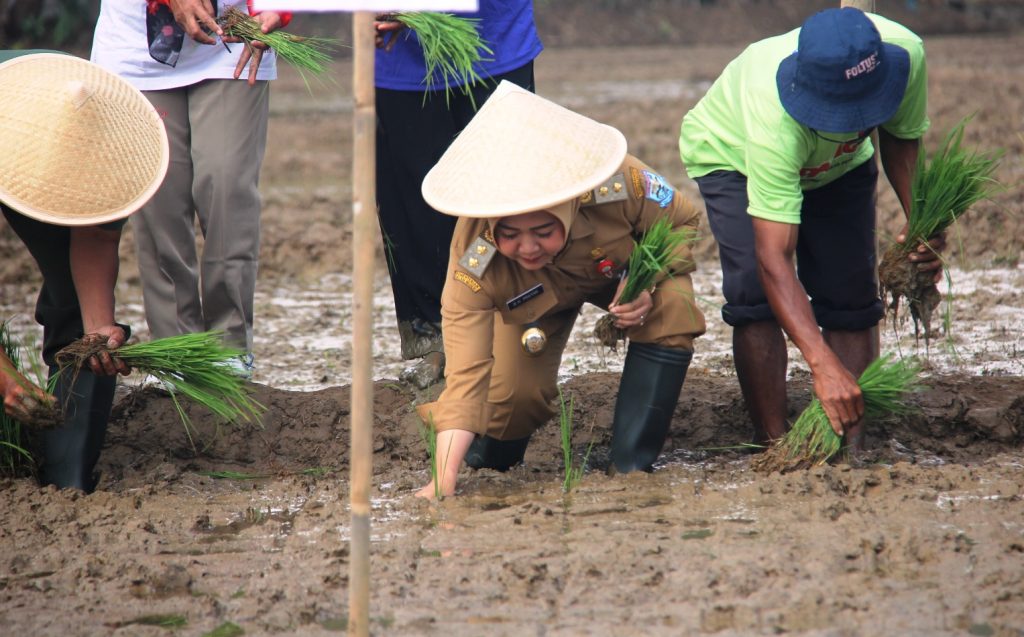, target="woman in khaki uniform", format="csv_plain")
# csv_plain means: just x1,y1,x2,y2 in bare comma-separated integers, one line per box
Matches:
416,82,706,498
